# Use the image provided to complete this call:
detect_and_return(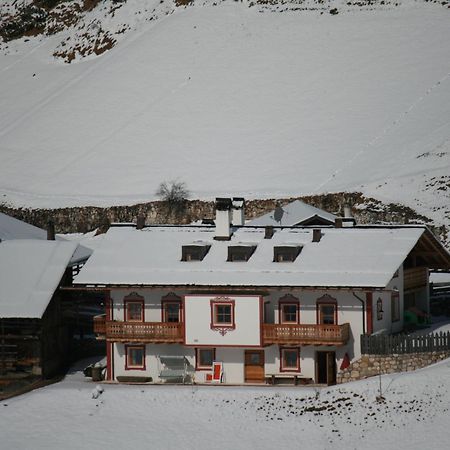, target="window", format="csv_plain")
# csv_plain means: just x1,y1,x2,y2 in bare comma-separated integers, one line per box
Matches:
163,302,181,322
125,345,145,370
280,347,300,372
316,295,337,325
391,291,400,322
279,296,300,324
195,348,215,370
161,293,182,323
181,244,211,261
227,245,256,262
124,293,145,322
210,298,236,332
273,246,303,262
377,297,384,321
